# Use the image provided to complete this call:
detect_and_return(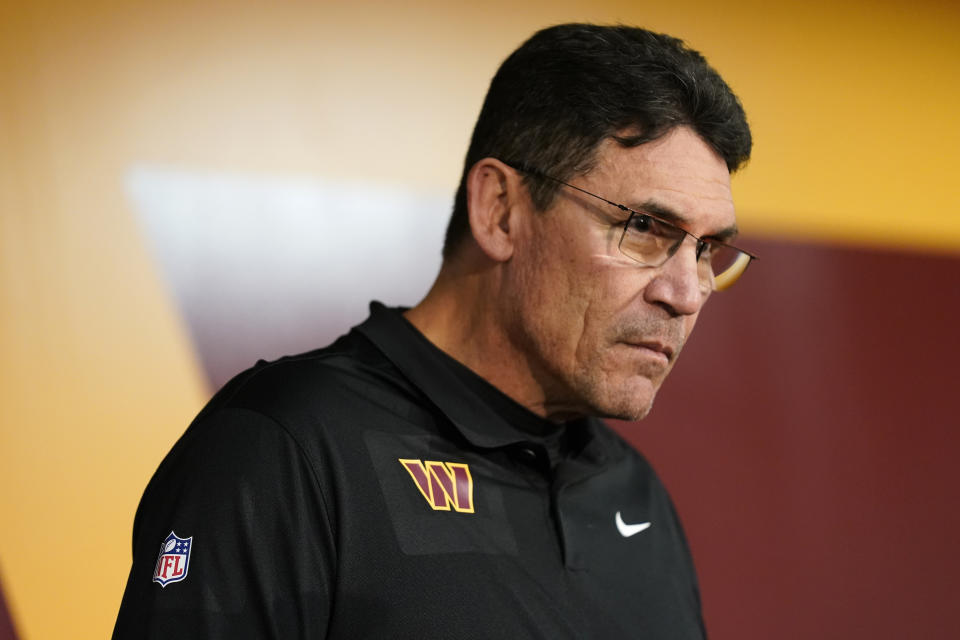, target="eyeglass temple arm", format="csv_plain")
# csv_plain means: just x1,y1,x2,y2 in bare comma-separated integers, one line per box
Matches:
507,161,635,215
